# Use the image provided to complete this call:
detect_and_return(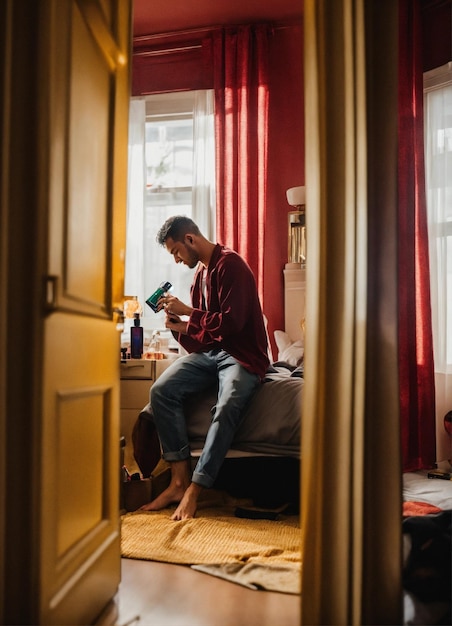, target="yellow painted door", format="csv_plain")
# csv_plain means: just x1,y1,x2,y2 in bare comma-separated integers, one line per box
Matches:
38,1,131,623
